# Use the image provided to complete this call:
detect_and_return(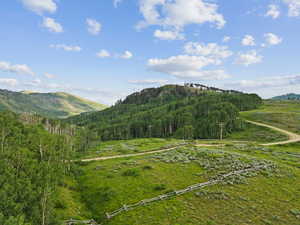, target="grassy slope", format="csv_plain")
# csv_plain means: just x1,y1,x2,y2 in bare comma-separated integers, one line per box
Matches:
76,138,187,159
0,89,107,118
228,122,288,143
59,144,300,225
241,100,300,134
56,101,300,225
